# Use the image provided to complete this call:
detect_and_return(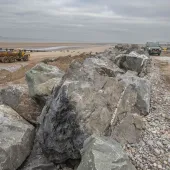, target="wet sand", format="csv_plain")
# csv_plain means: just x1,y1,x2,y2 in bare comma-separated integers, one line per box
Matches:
0,42,105,49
